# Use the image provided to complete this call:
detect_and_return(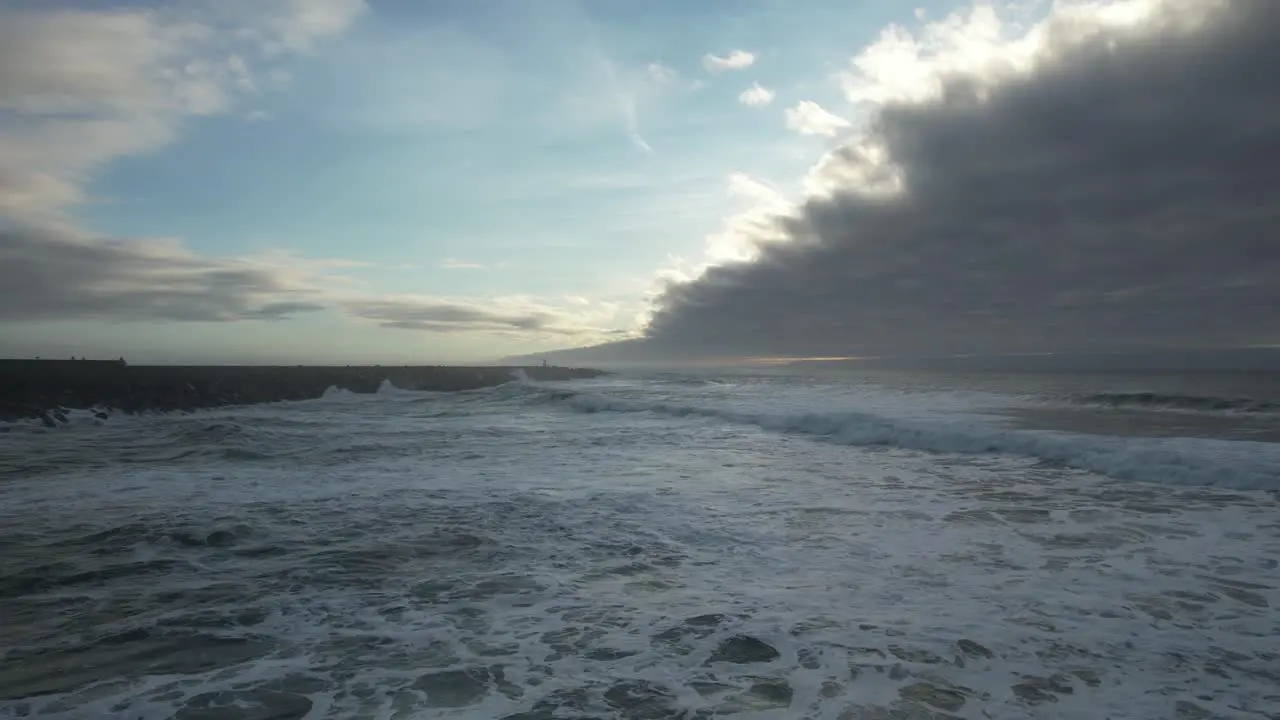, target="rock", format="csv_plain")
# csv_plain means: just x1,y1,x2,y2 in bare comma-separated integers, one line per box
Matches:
706,635,780,664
